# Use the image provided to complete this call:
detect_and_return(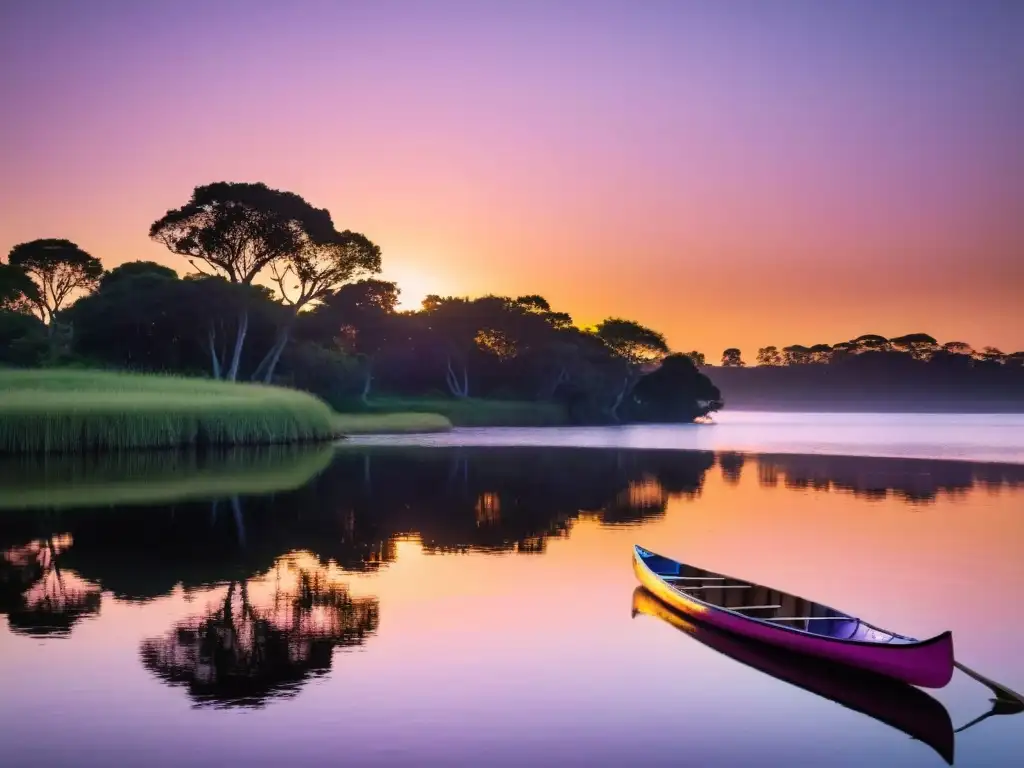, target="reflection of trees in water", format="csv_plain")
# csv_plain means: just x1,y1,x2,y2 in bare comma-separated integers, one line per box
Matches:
3,448,1016,618
139,560,379,708
0,534,101,637
1,448,716,603
325,448,716,552
753,454,1024,504
718,452,745,485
